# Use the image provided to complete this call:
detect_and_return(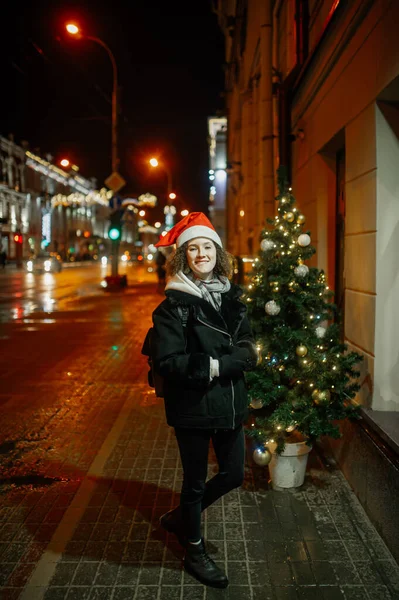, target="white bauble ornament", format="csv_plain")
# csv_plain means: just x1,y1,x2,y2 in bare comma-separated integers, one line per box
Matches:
265,300,281,316
298,234,311,247
294,264,309,277
250,398,263,410
315,326,326,339
252,447,272,466
260,239,275,252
